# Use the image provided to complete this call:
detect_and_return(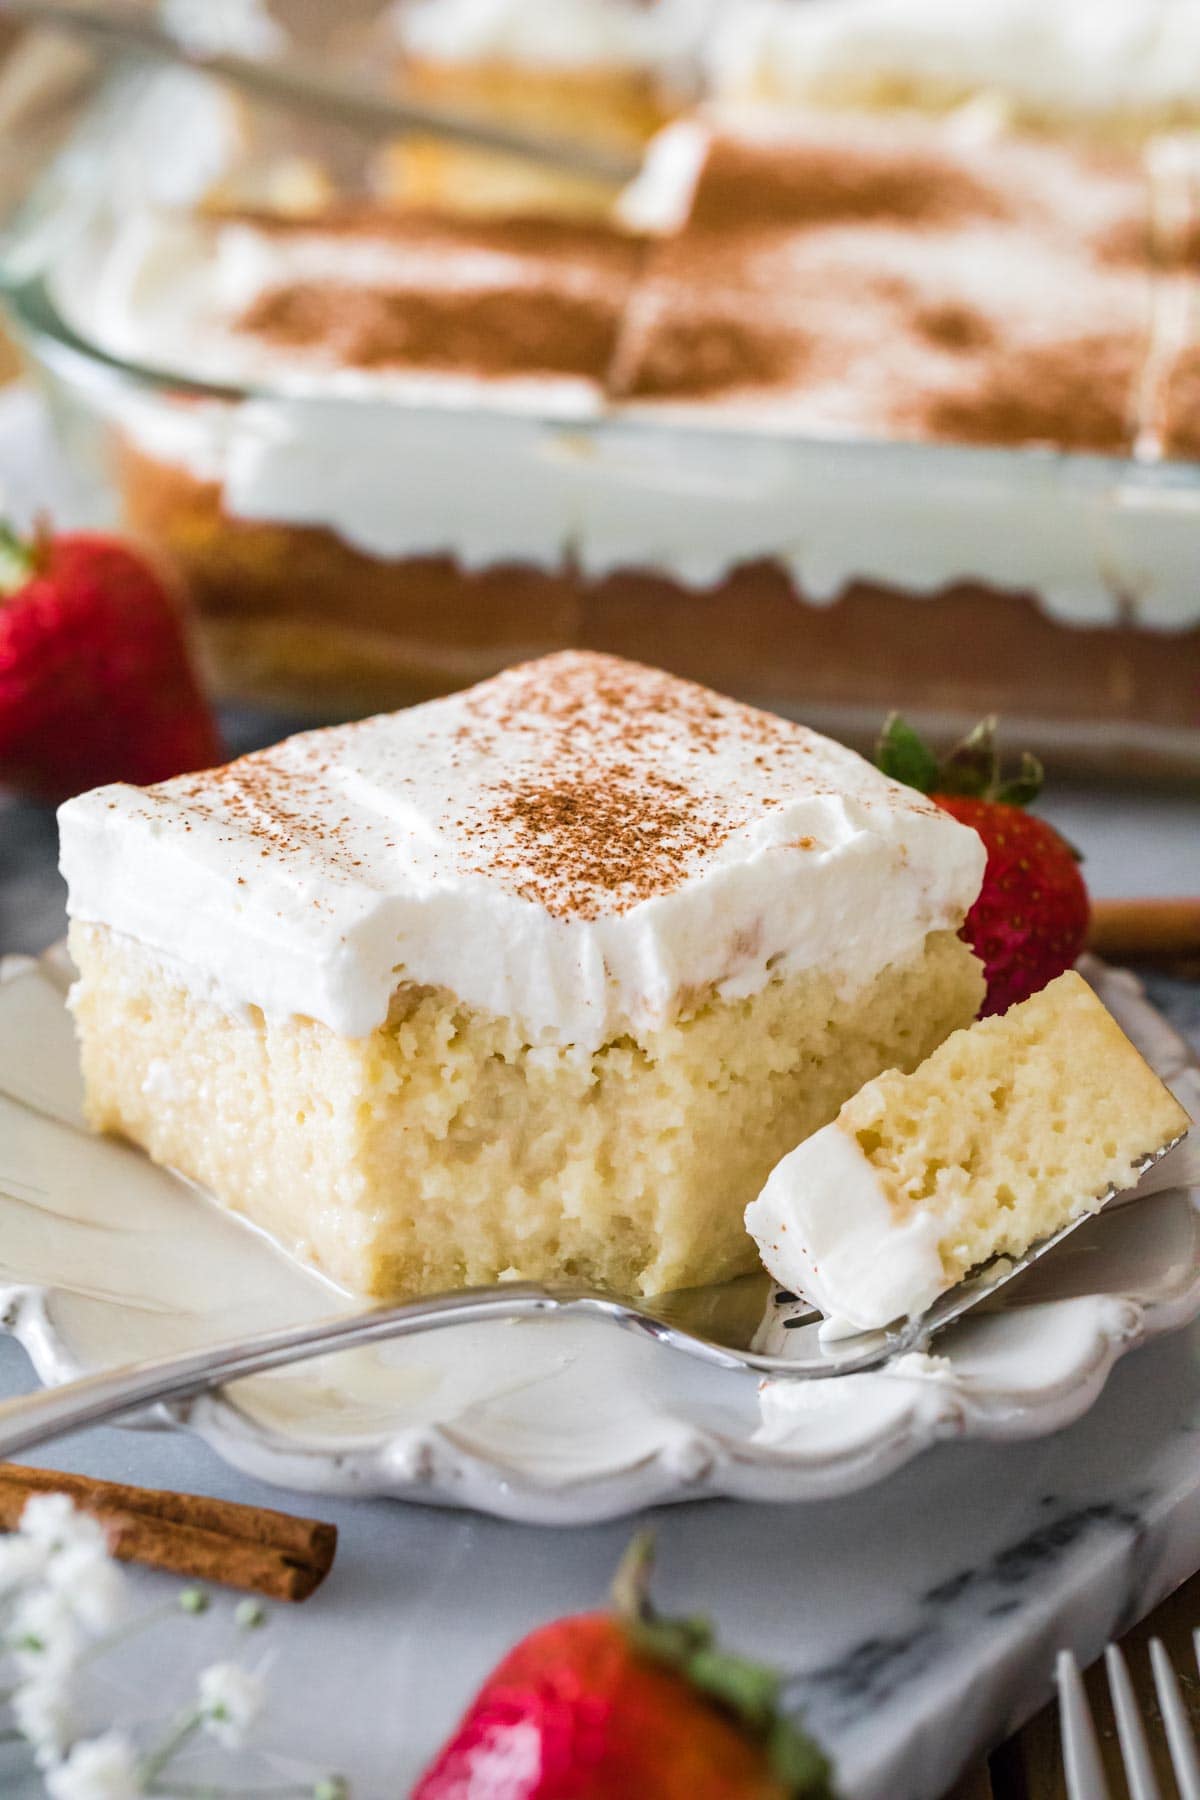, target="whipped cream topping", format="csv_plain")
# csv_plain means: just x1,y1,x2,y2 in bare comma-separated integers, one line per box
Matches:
66,210,630,413
69,199,1200,632
395,0,720,77
709,0,1200,123
62,111,1200,636
745,1122,947,1332
59,652,984,1048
